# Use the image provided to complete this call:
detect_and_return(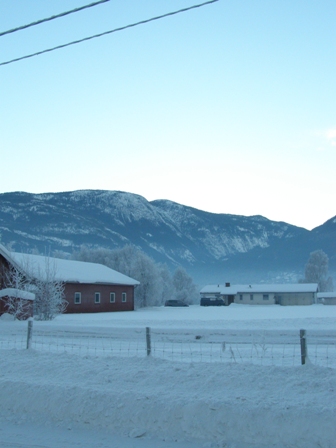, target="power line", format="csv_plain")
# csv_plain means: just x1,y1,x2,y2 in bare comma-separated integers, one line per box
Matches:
0,0,110,37
0,0,219,67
